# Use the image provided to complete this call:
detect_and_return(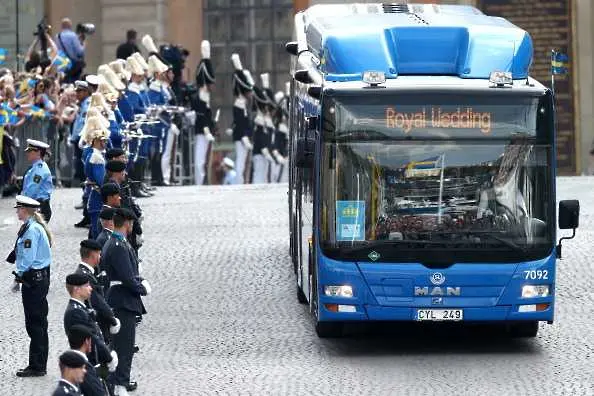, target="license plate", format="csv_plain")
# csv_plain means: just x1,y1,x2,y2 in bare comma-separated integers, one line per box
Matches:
416,309,463,321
